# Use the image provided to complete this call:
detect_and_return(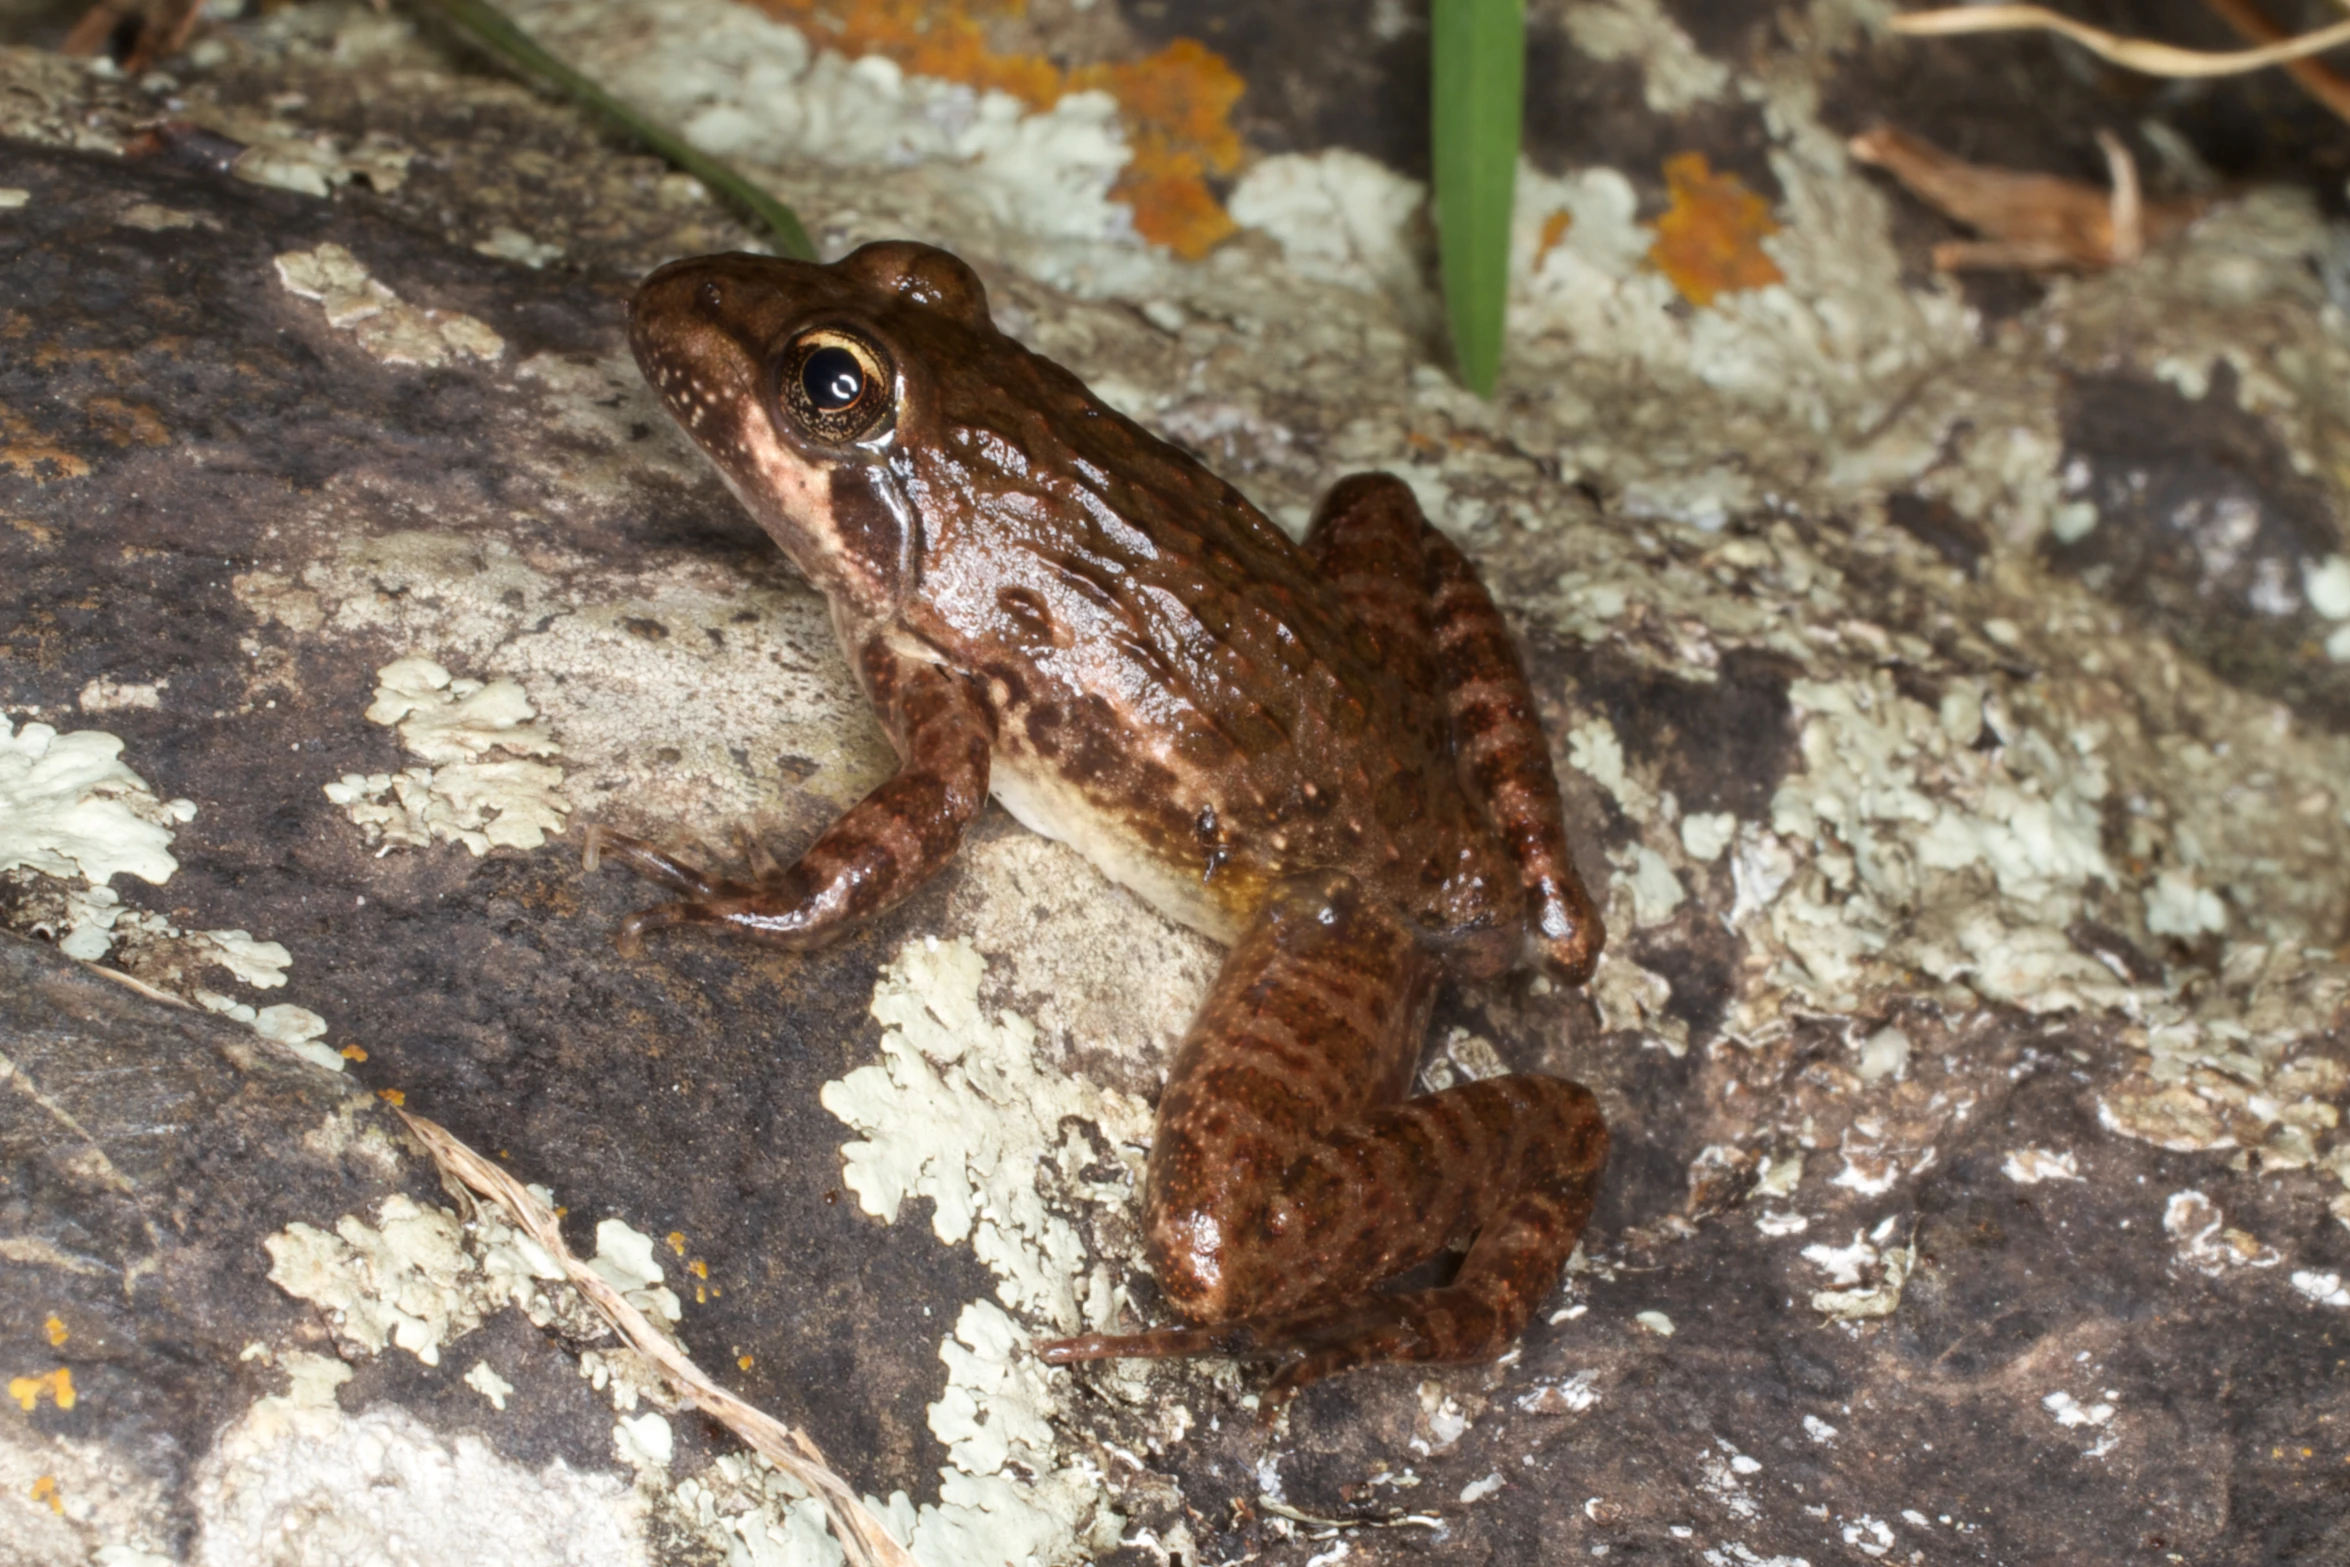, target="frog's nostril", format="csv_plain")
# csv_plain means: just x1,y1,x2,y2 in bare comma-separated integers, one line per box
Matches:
700,279,724,310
